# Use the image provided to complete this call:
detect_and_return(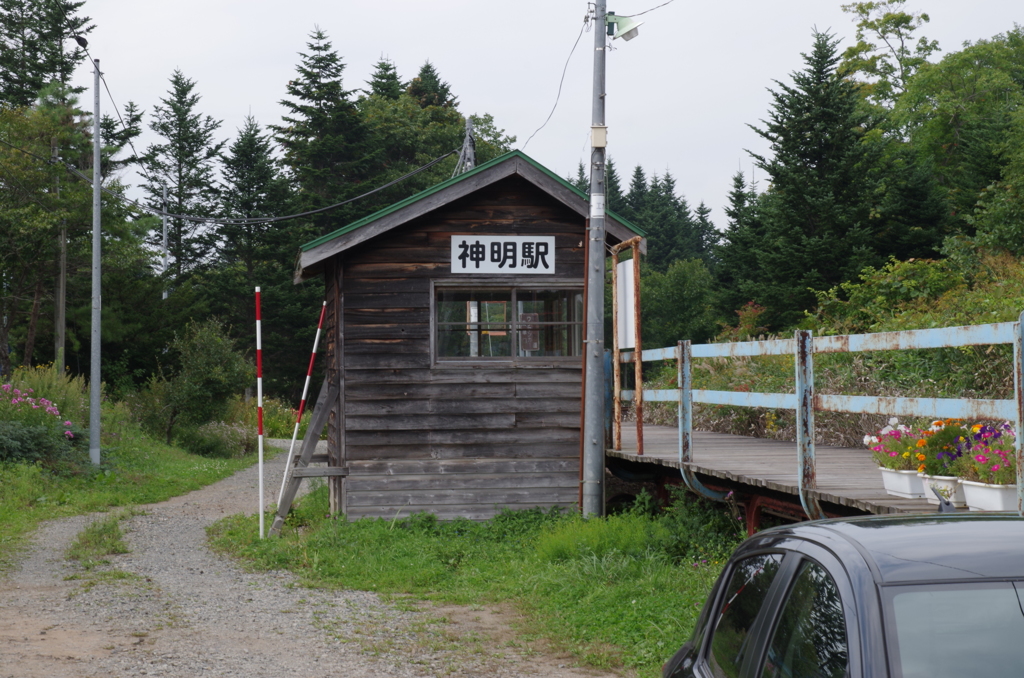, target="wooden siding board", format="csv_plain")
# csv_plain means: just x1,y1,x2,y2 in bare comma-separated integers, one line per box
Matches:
515,412,584,428
346,504,570,522
348,458,579,475
345,427,580,446
345,382,516,400
346,488,579,507
344,443,580,461
345,413,517,431
343,367,581,384
345,398,579,416
347,473,579,492
344,308,430,324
